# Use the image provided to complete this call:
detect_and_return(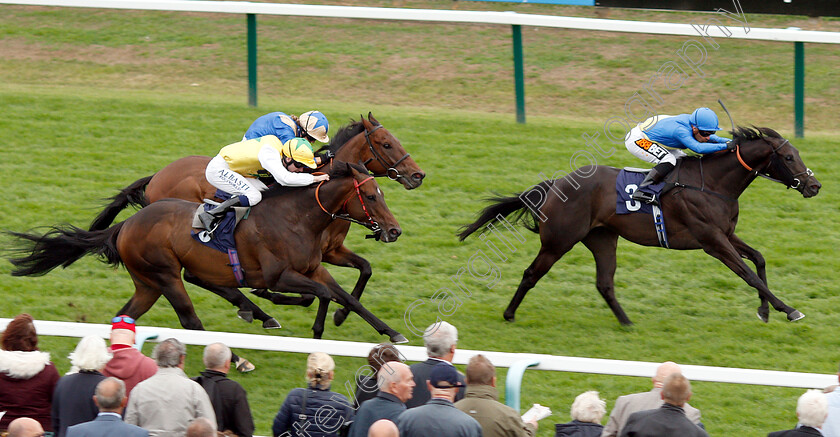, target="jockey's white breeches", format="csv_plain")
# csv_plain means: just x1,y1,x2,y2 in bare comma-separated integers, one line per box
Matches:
624,126,684,166
205,155,268,206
